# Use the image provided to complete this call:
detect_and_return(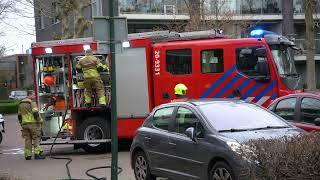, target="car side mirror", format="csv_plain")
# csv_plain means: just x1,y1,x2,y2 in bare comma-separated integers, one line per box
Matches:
314,118,320,126
185,127,196,141
257,59,270,76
